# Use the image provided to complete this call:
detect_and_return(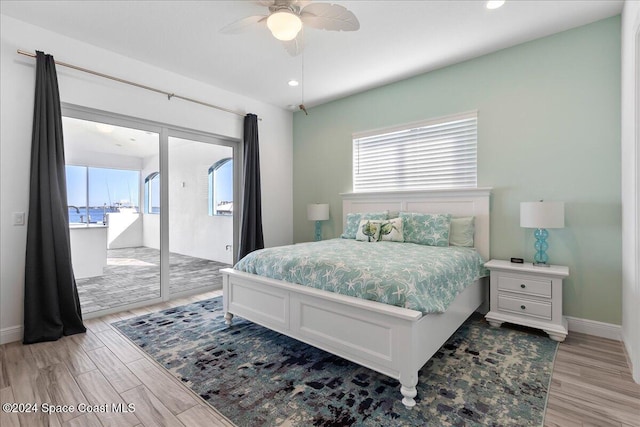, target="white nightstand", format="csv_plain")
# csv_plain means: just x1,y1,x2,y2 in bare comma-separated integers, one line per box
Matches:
484,259,569,342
